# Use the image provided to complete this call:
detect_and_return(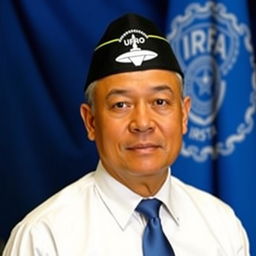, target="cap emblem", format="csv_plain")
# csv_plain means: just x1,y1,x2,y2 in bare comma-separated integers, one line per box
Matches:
115,30,158,66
